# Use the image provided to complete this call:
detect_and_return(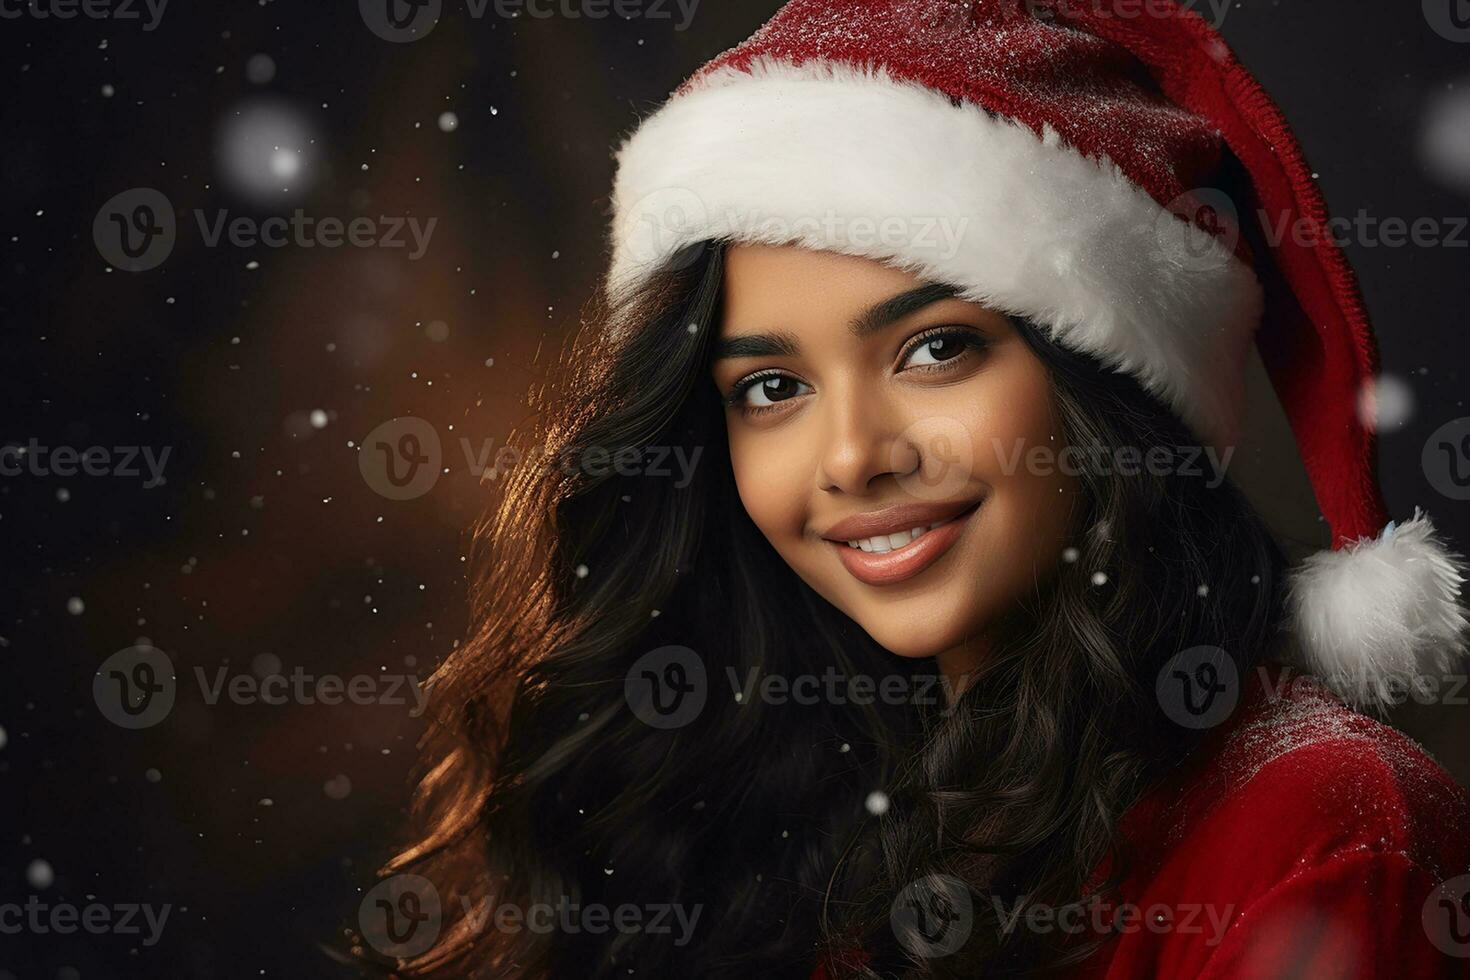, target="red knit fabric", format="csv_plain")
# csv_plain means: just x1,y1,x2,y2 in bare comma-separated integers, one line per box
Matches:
690,0,1224,232
685,0,1386,547
813,665,1470,977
